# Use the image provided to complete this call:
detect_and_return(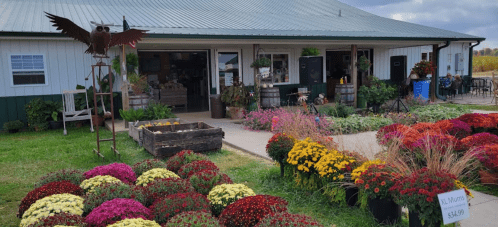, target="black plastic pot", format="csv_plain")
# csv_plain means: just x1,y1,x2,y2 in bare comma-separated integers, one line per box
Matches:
368,197,402,225
344,186,359,207
409,211,441,227
49,121,63,130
